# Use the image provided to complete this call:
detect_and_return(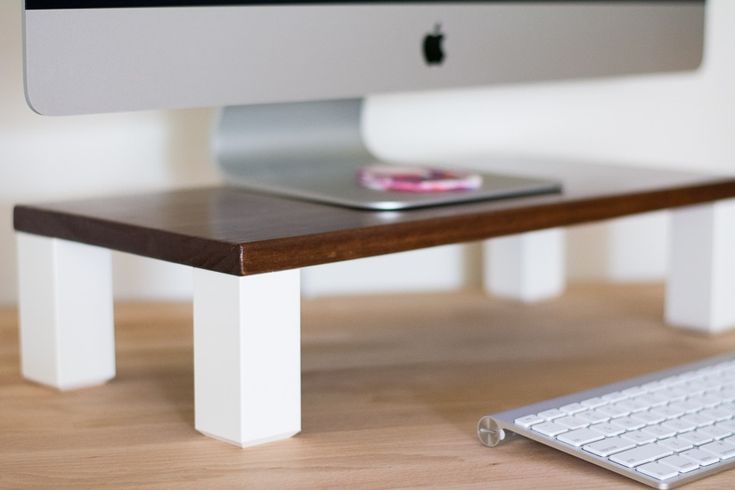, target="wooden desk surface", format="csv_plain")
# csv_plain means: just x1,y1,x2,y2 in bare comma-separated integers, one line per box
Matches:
2,283,735,488
14,160,735,275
